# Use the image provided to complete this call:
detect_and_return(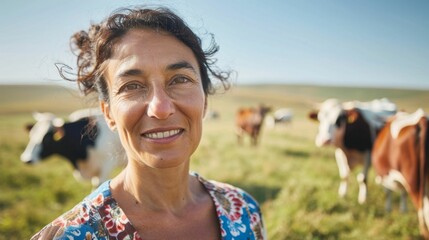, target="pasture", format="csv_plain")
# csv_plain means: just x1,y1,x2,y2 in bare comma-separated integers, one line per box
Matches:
1,84,429,239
